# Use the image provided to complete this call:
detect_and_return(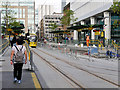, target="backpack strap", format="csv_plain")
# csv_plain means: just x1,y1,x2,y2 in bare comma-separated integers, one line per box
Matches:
14,45,19,51
20,45,23,51
14,45,23,51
